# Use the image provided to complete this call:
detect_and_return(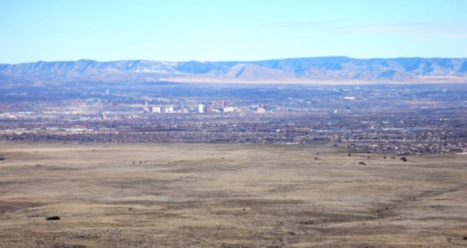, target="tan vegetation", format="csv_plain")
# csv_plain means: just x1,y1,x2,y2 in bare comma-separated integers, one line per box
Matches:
0,141,466,247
